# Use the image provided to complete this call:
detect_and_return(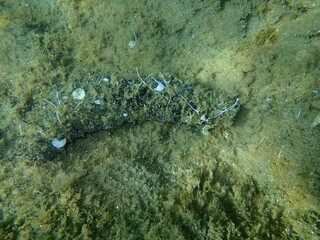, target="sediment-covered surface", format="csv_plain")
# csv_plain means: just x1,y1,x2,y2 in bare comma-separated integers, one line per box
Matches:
0,0,319,239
